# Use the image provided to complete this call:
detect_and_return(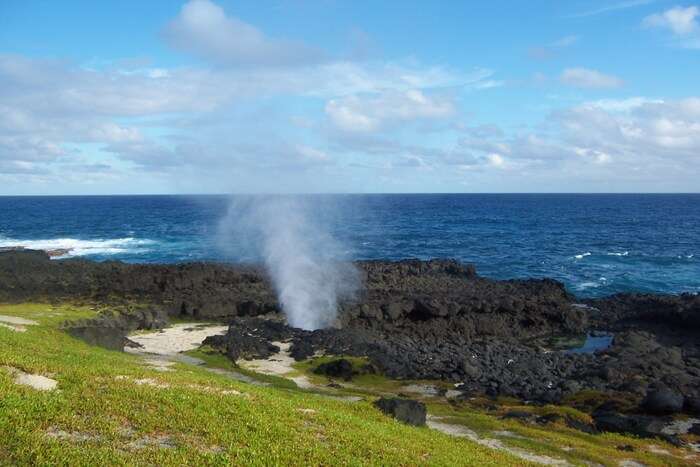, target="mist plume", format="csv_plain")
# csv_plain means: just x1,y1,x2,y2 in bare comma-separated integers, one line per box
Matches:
218,195,359,330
